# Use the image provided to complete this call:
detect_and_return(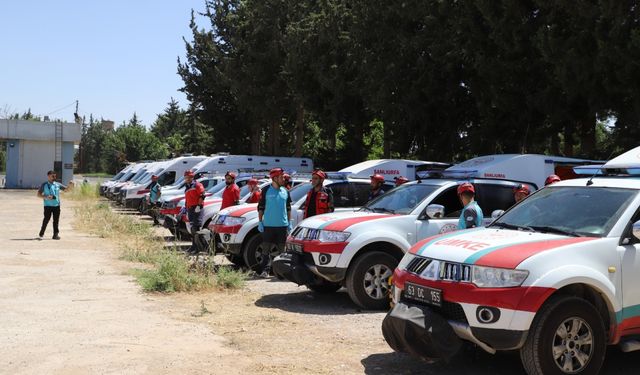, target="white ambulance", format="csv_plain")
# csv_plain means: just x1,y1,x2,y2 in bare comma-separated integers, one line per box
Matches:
275,154,600,310
383,147,640,375
339,159,450,181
